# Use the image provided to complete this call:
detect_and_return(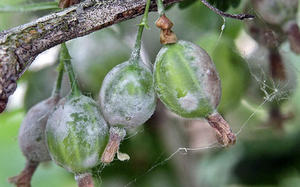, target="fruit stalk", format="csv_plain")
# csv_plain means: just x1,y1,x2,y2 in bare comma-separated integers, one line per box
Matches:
53,54,65,96
129,0,151,63
156,0,165,16
206,112,236,146
8,161,39,187
60,43,81,97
